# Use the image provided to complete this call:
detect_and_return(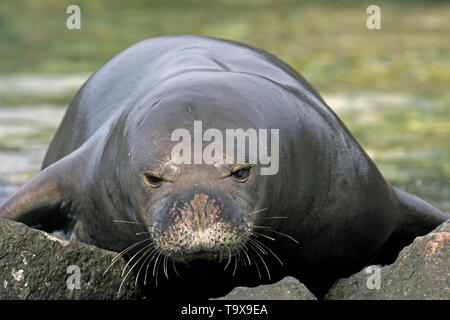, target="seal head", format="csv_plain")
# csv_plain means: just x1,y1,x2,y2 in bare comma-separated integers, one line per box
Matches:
96,75,284,265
